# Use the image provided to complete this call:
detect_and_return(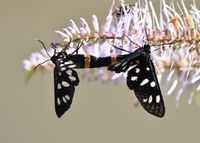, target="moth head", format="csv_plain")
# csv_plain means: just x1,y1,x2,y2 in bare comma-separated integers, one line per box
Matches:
143,44,151,54
33,40,68,70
